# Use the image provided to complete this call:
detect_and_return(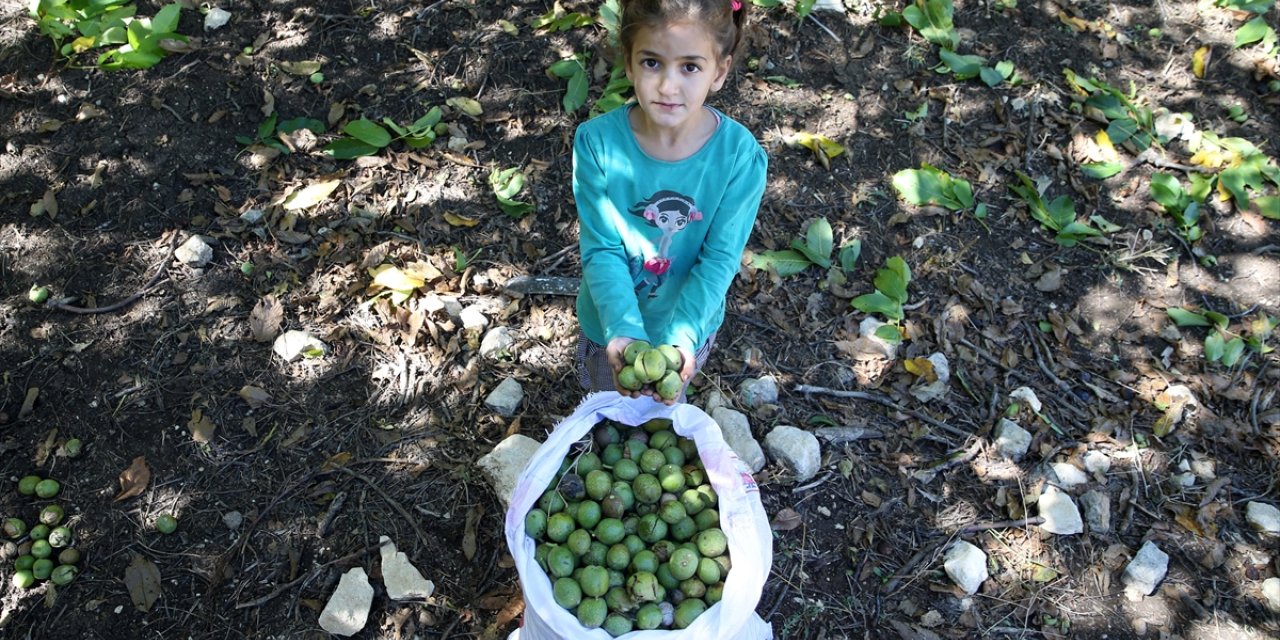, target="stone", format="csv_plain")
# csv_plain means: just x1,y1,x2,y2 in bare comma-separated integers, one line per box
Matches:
477,434,541,509
484,378,523,417
763,425,821,482
1080,490,1111,534
1008,387,1043,413
943,540,988,595
240,208,265,224
318,567,374,636
1262,577,1280,613
1038,485,1083,535
222,511,243,531
422,294,463,319
858,318,897,360
273,330,326,362
909,353,951,403
738,376,778,409
700,388,726,416
1189,457,1215,480
993,418,1031,460
1083,451,1111,477
1246,502,1280,535
1049,462,1089,490
1123,540,1169,599
711,407,765,473
479,327,515,360
379,536,435,600
175,235,213,267
460,305,489,331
